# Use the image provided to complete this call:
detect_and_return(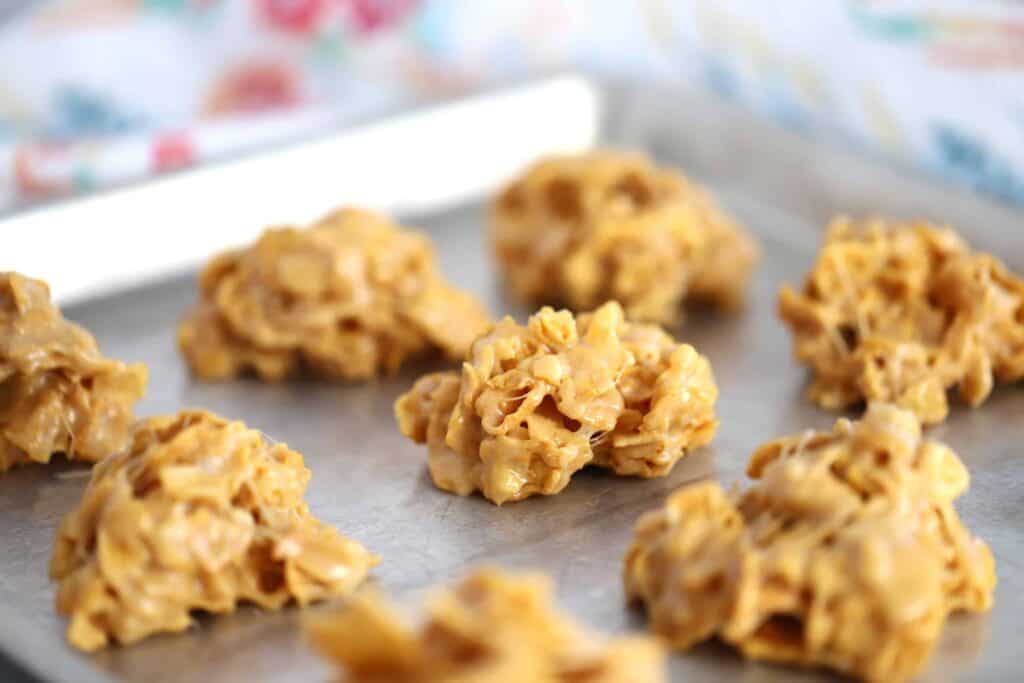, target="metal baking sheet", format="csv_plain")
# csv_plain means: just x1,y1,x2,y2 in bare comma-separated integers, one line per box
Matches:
2,80,1023,683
